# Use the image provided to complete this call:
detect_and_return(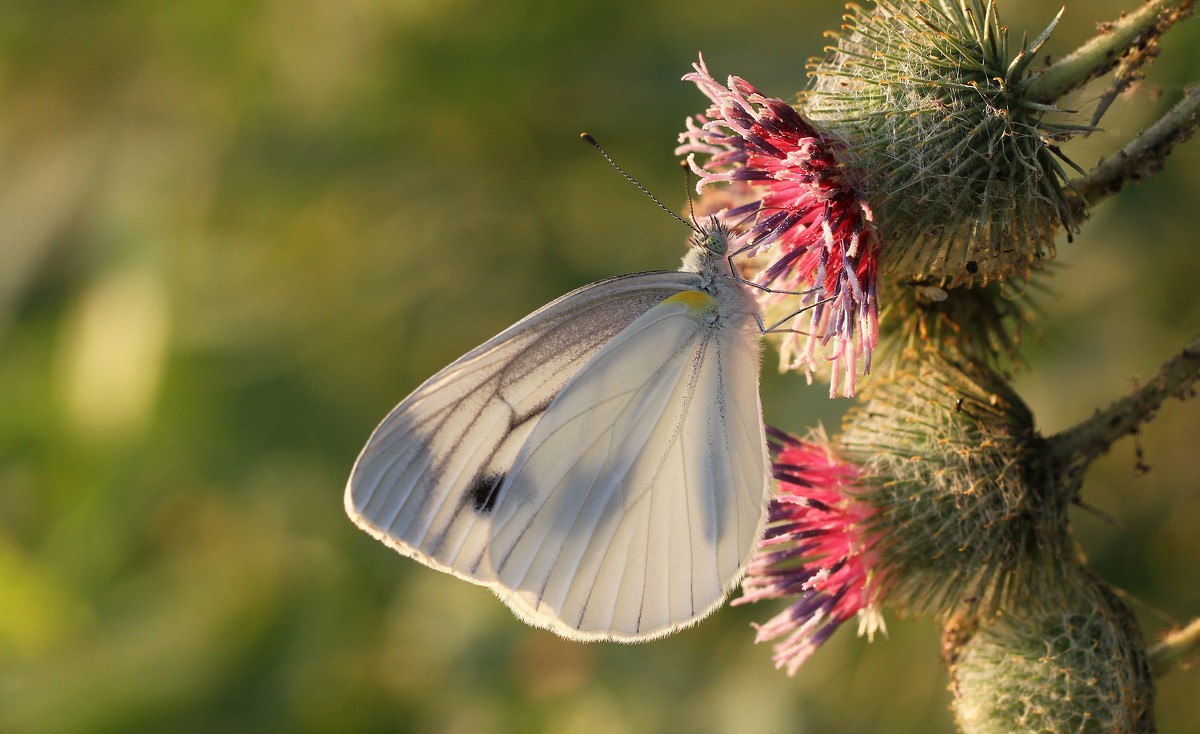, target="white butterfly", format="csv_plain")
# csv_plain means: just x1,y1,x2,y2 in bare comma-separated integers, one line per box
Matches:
345,219,770,641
